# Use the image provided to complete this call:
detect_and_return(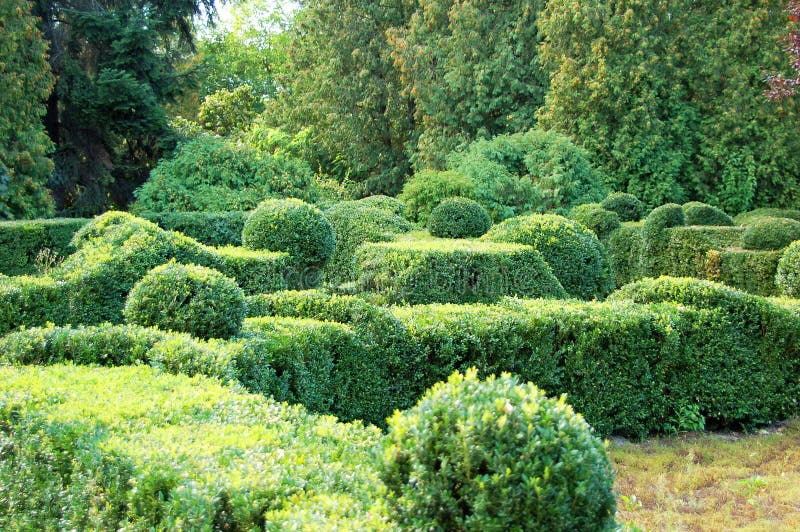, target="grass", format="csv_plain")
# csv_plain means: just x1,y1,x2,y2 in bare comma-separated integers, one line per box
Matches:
611,419,800,531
